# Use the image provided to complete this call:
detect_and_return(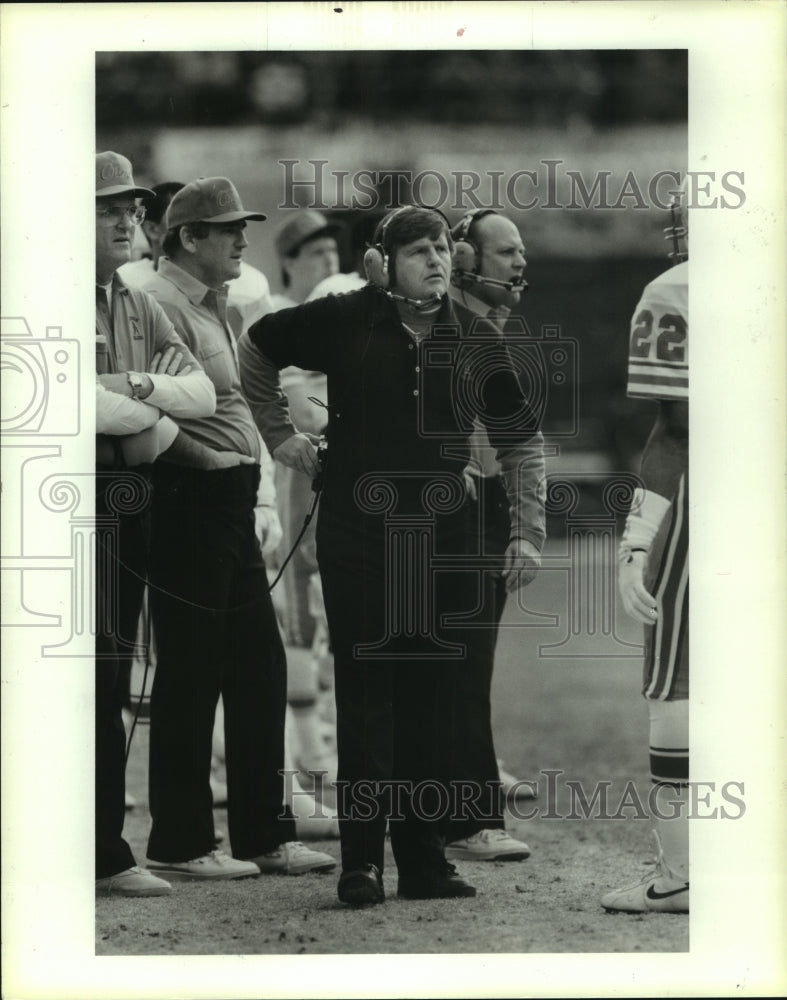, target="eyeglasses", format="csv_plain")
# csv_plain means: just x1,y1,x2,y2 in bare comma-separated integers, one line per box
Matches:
96,204,147,227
